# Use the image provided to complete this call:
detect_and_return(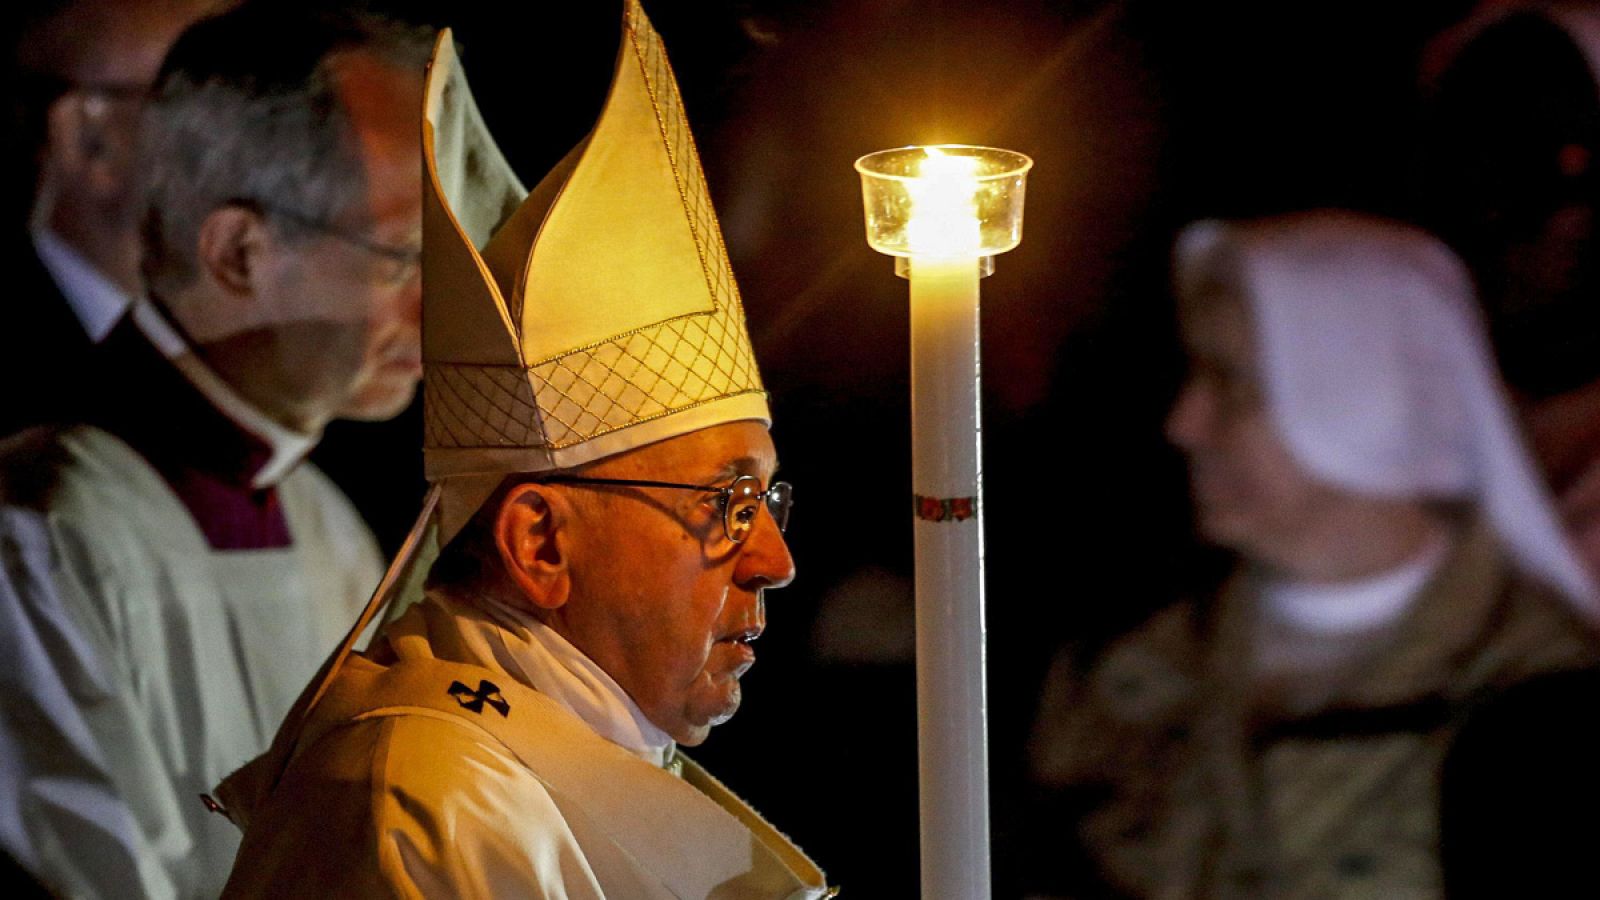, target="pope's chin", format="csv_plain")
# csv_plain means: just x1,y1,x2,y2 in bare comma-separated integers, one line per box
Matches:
674,675,745,747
